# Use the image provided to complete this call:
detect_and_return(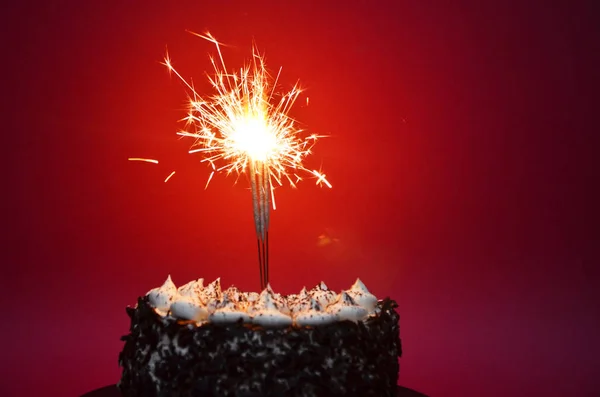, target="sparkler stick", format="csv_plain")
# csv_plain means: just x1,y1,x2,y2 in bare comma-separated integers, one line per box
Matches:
249,160,268,288
164,32,331,290
249,160,270,289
